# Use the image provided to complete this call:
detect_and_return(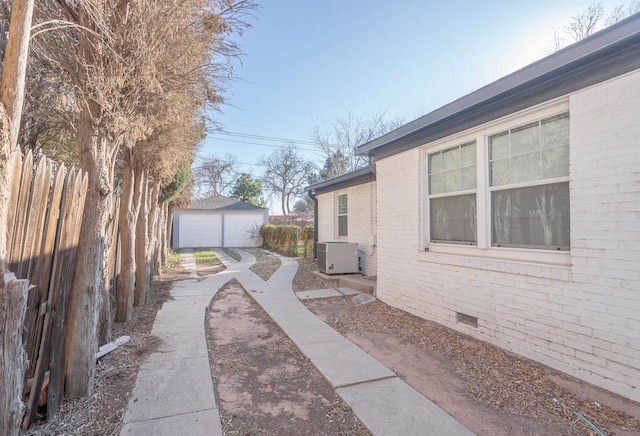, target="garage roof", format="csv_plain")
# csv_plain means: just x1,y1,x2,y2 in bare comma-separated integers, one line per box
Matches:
187,194,266,211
